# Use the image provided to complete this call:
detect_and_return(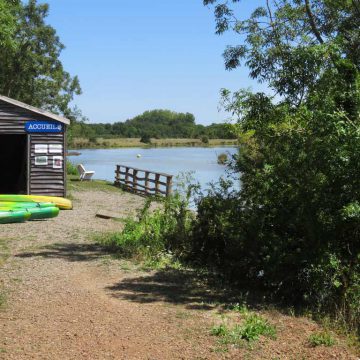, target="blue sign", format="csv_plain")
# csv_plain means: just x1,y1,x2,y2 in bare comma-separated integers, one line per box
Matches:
25,121,64,133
